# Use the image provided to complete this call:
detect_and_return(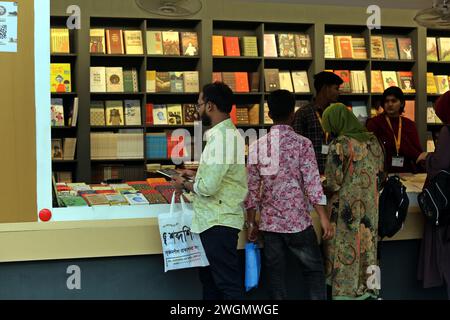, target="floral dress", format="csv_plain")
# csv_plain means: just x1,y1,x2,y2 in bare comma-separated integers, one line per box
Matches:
323,135,384,300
